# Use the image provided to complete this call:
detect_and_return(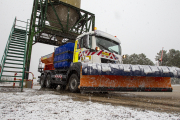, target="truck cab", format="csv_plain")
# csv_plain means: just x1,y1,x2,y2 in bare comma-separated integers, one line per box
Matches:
38,30,123,92
73,30,122,64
